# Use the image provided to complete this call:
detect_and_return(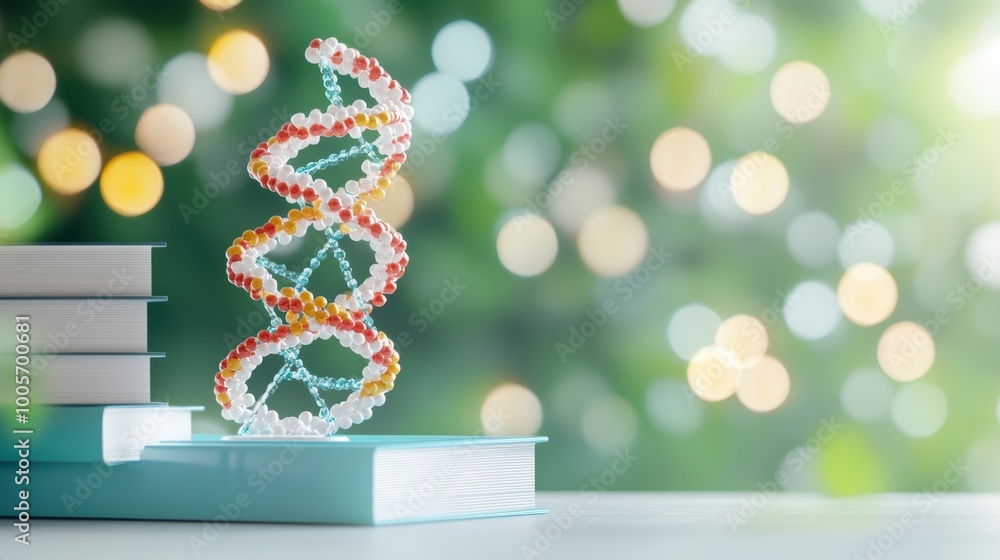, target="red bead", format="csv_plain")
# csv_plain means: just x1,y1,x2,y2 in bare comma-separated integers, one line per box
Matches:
332,121,346,137
370,222,384,237
277,297,290,311
249,290,262,301
290,298,303,313
327,198,342,211
276,182,290,196
257,329,271,341
275,325,290,338
364,328,378,342
245,338,257,351
331,51,343,64
289,185,302,199
358,215,372,228
338,209,353,222
310,38,321,49
222,401,233,410
215,372,225,385
383,280,396,294
296,127,308,140
264,293,278,307
303,187,317,202
371,293,386,307
309,123,325,136
276,130,290,142
352,321,366,333
251,148,266,158
263,223,277,237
